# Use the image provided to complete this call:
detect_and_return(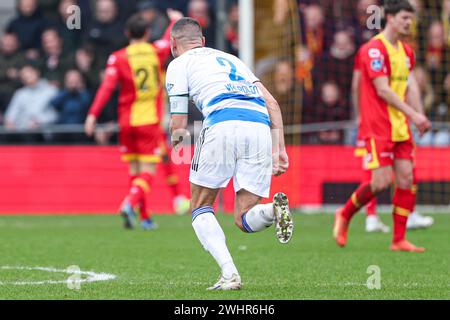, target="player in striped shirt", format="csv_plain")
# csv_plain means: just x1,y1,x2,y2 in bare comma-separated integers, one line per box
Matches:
166,18,293,290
